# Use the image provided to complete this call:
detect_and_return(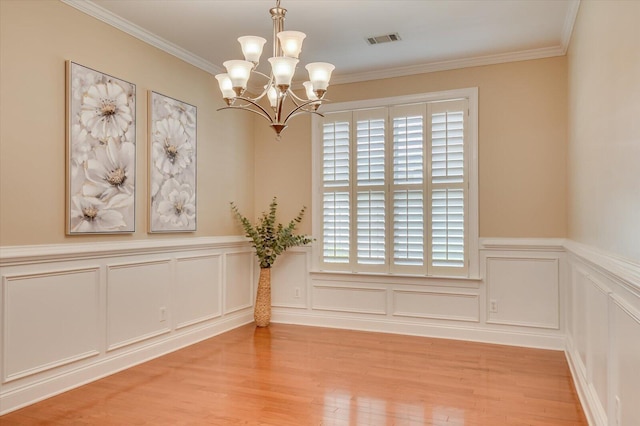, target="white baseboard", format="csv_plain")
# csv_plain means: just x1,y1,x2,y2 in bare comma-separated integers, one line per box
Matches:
272,309,566,350
565,338,607,426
